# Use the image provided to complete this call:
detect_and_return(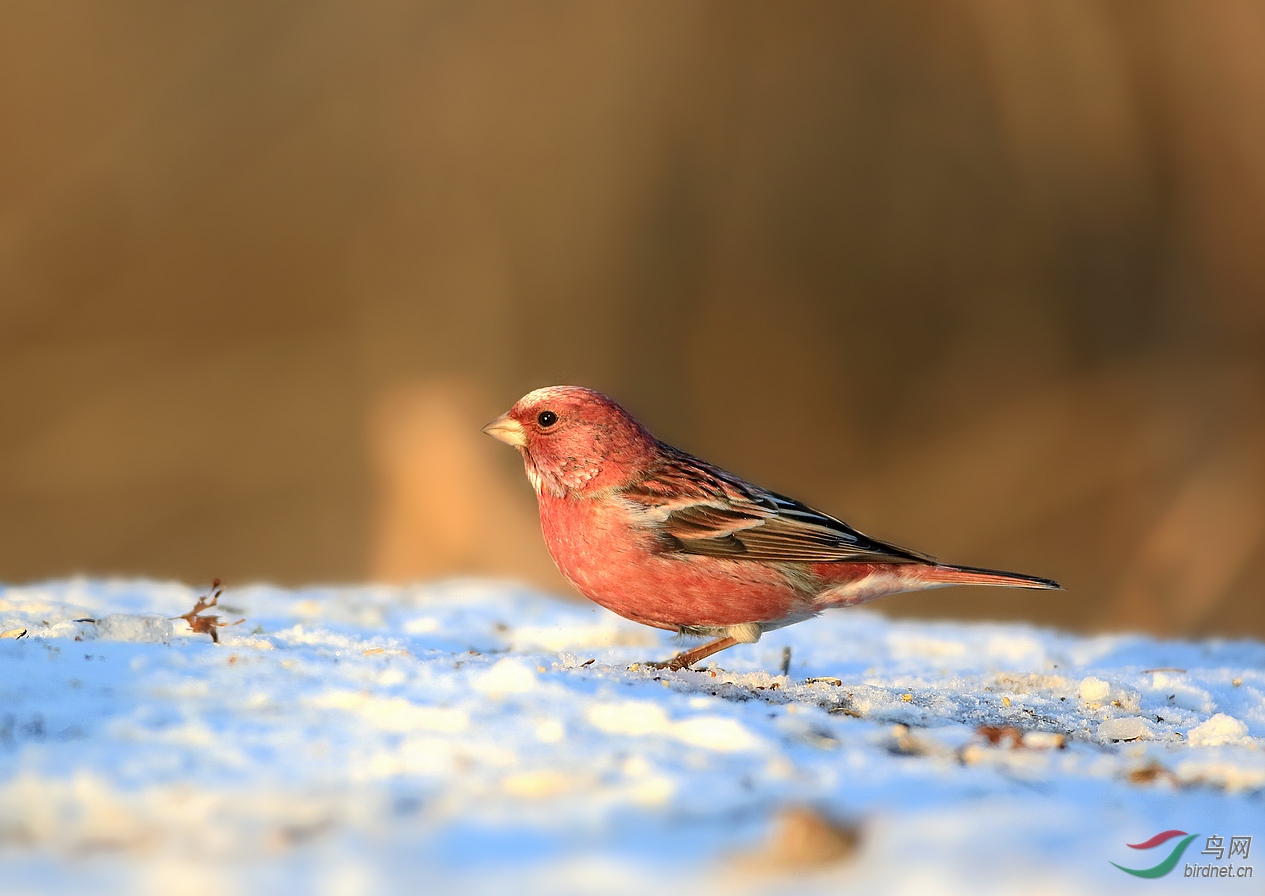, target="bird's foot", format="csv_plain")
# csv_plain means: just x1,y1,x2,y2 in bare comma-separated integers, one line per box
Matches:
641,635,739,672
643,657,691,672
